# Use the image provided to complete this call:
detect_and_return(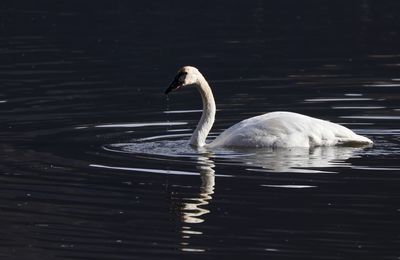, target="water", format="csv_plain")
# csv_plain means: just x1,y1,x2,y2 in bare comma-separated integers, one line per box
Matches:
1,1,400,259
